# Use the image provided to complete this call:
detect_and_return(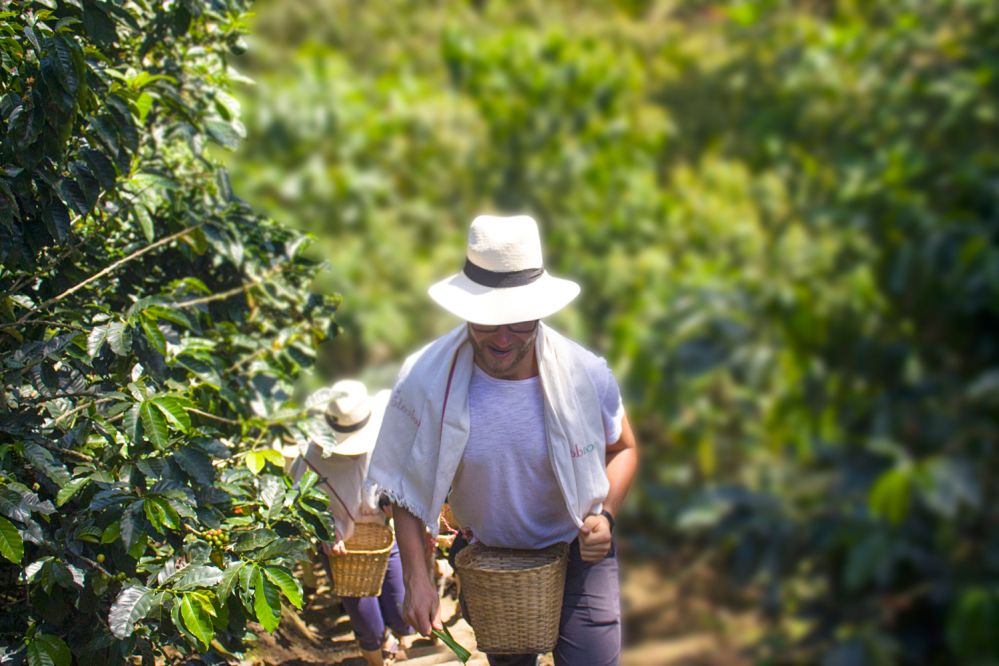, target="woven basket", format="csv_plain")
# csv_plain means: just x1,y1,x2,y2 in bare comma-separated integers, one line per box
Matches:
455,542,569,654
329,522,394,598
